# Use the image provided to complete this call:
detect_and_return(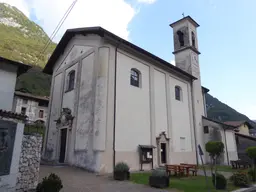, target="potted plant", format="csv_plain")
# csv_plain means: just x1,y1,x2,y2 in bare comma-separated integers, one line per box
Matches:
36,173,63,192
149,168,169,188
114,162,130,181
